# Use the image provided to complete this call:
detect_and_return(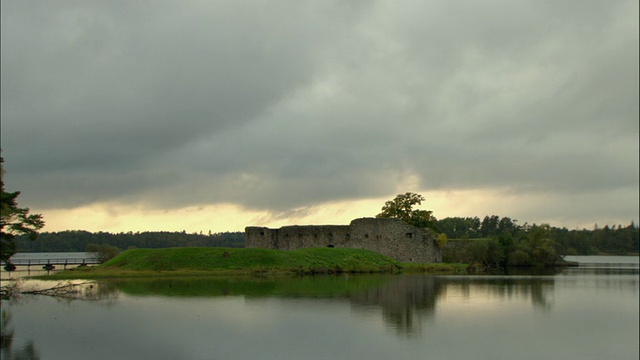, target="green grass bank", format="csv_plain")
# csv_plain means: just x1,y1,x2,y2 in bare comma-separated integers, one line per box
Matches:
43,247,466,279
